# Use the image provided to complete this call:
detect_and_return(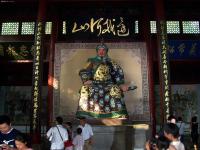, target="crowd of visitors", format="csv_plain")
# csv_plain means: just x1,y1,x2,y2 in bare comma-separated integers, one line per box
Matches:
0,115,32,150
46,116,93,150
1,114,199,150
145,114,199,150
0,115,93,150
